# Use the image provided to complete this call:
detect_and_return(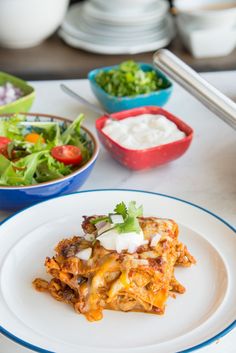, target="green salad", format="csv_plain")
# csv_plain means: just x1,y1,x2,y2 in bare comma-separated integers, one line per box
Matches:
95,60,170,97
0,114,92,187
